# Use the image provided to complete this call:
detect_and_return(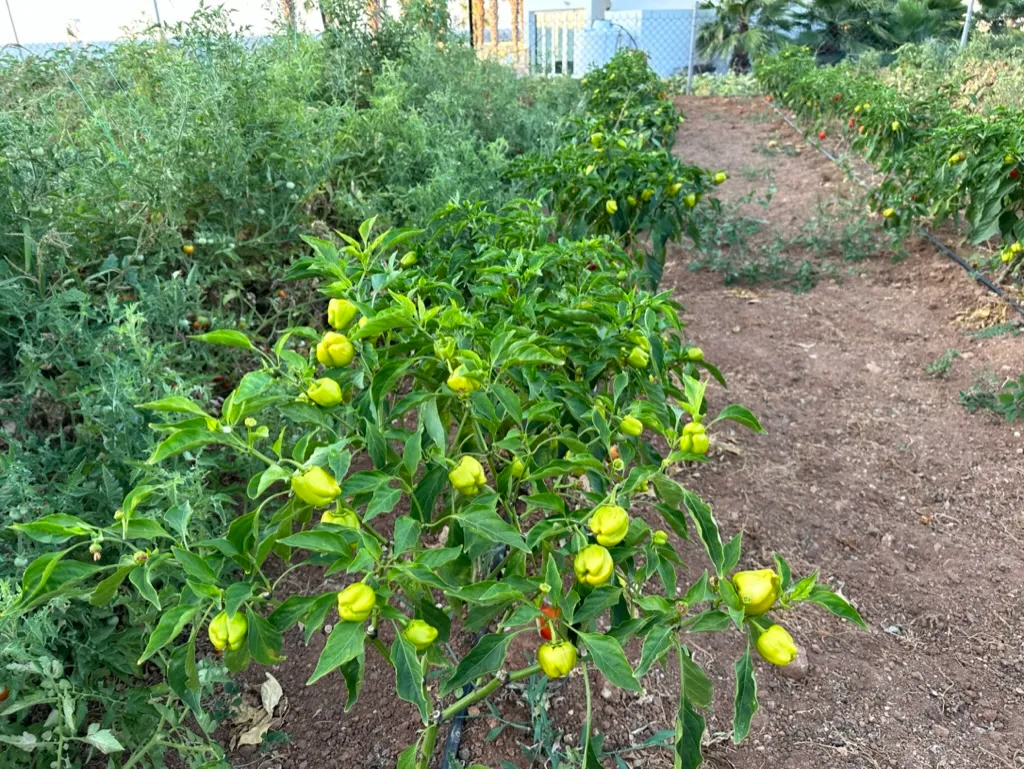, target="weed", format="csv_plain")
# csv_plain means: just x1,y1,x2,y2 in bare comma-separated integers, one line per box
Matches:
924,349,960,377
